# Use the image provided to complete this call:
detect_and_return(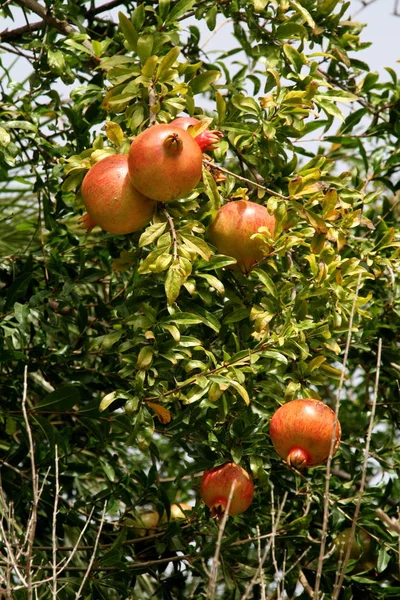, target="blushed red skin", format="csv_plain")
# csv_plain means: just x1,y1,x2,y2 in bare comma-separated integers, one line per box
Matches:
127,124,203,203
208,200,276,274
200,462,254,517
269,398,342,468
80,154,155,234
170,116,223,151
